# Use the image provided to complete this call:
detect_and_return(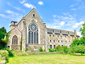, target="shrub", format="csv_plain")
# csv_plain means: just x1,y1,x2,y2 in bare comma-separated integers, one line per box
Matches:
48,48,55,52
71,39,80,47
69,45,85,53
63,46,69,53
0,50,9,62
39,47,43,52
6,49,14,57
12,51,28,56
55,46,63,53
